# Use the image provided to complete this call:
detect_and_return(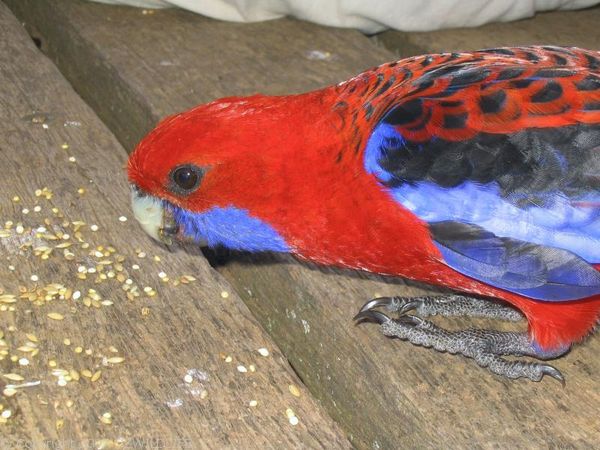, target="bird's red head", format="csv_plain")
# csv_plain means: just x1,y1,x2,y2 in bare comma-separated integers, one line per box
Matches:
127,90,341,247
129,95,277,211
